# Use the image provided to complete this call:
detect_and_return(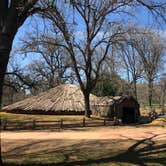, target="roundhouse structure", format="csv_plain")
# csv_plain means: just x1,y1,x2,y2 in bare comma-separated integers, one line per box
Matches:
92,96,140,123
2,84,97,115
